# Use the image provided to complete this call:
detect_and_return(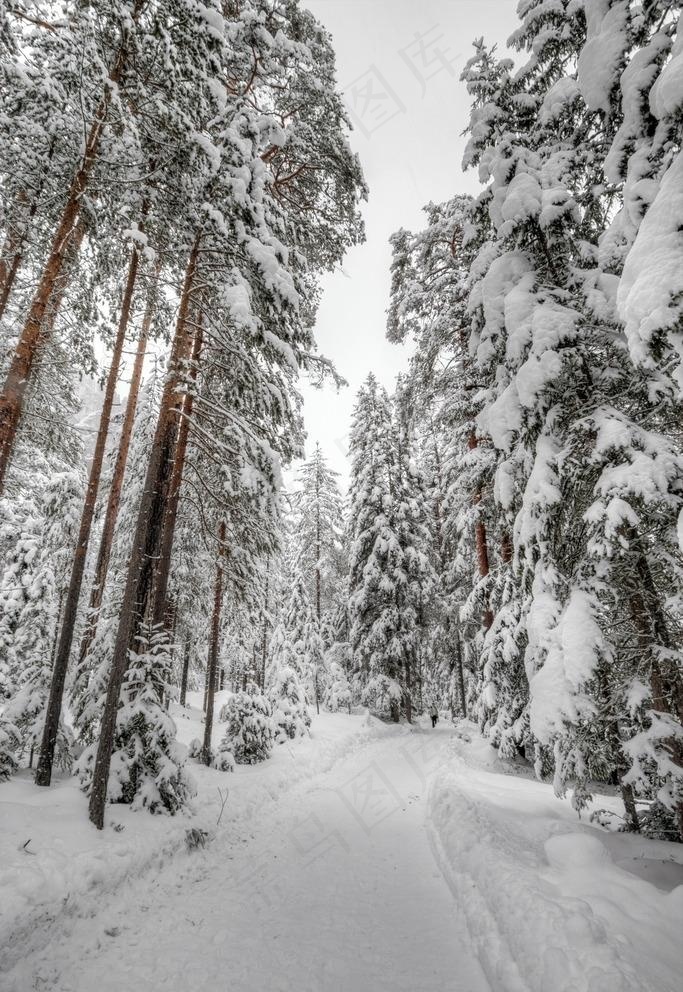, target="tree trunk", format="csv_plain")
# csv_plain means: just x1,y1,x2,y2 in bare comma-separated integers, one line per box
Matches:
35,236,142,787
315,465,322,620
403,655,413,723
128,308,202,662
76,267,156,671
260,575,269,690
620,781,640,833
468,431,493,630
150,312,204,630
0,56,126,493
179,640,190,707
88,236,200,829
